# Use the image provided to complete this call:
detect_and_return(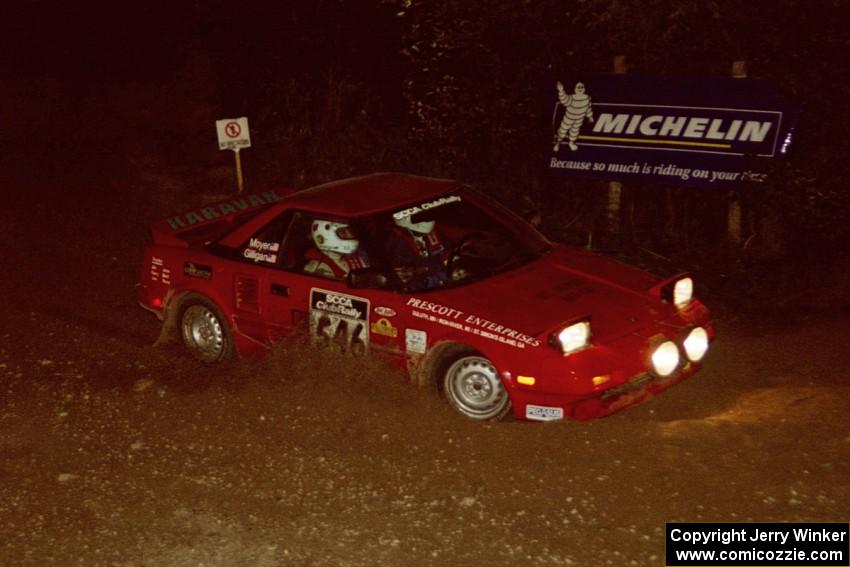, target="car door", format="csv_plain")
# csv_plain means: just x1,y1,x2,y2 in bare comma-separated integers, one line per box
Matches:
224,210,306,344
245,210,376,354
283,212,378,355
230,210,414,359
